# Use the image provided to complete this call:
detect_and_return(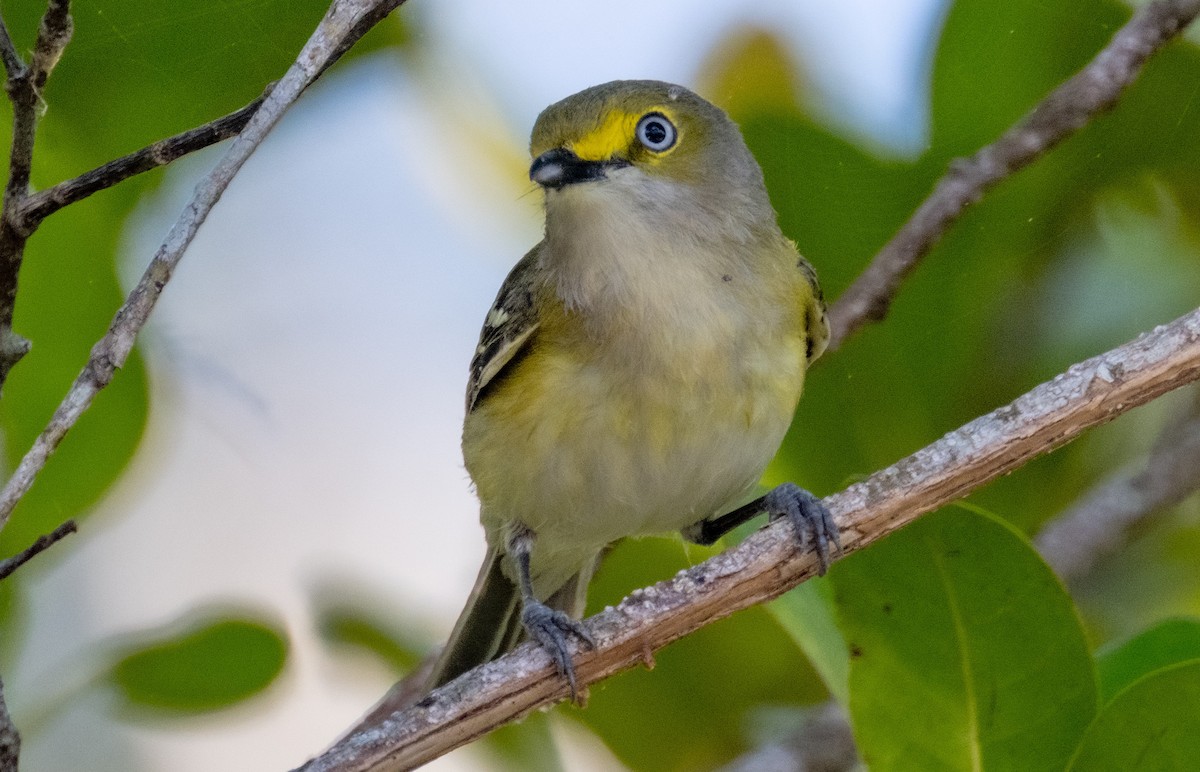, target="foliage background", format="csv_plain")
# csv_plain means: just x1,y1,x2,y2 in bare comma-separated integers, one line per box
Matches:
1,0,1198,769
